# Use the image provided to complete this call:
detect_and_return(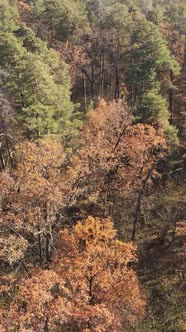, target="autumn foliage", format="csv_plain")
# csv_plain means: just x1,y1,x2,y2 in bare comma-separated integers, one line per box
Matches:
68,100,168,239
0,0,185,331
0,217,145,332
69,100,166,196
0,140,67,266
